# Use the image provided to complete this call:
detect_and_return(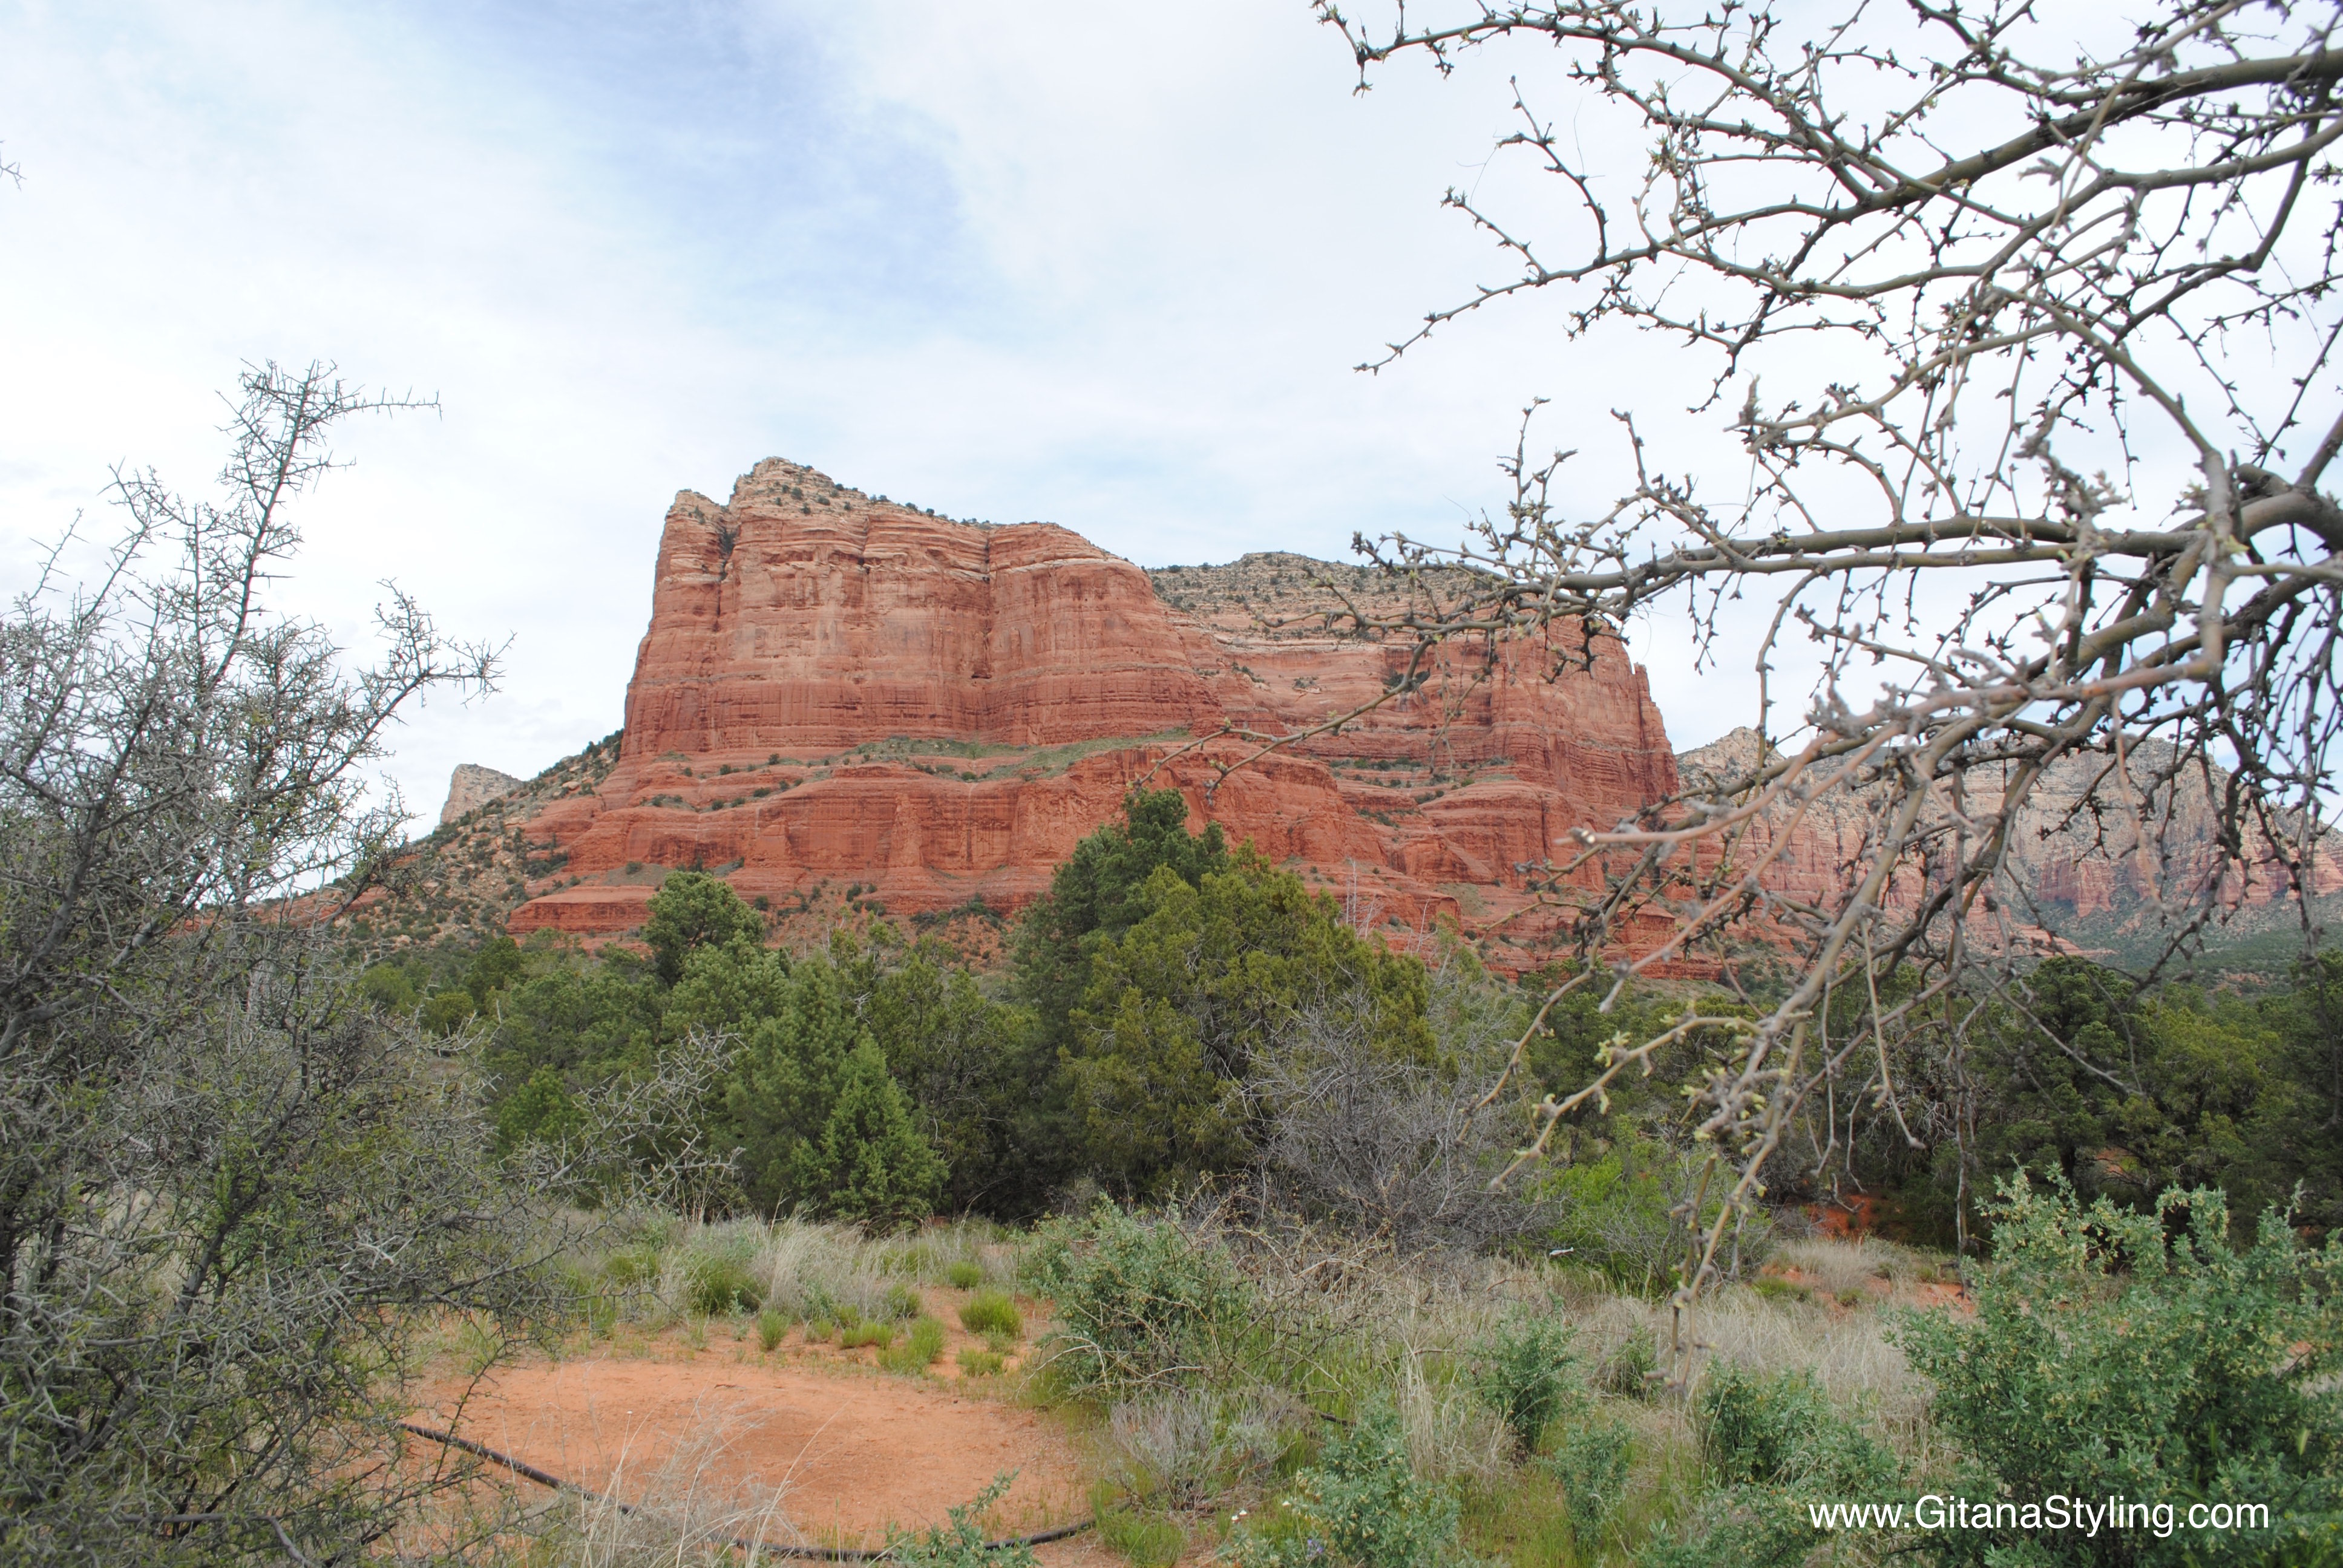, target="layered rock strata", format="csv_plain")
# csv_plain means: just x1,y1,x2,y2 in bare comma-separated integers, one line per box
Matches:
505,460,1682,950
1674,728,2343,959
